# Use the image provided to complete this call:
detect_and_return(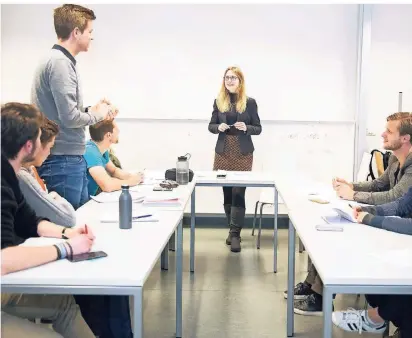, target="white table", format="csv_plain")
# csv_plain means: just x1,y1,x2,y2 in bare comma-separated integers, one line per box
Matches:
1,204,186,338
274,175,412,338
192,171,279,272
133,175,196,266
